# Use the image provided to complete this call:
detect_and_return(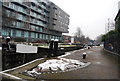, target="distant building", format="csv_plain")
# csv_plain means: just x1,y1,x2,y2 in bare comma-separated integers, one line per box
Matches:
2,0,69,42
105,18,115,33
63,35,71,43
